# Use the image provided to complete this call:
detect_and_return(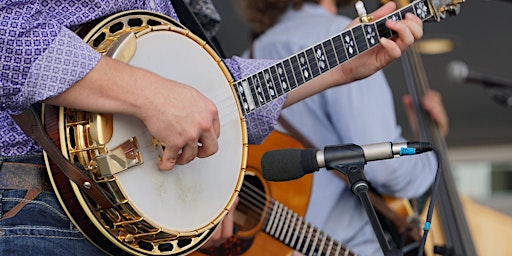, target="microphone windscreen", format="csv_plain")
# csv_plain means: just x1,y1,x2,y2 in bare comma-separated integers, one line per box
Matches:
446,60,468,83
261,149,306,181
